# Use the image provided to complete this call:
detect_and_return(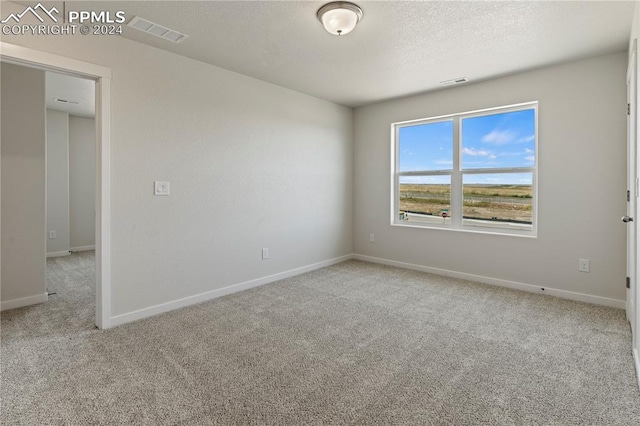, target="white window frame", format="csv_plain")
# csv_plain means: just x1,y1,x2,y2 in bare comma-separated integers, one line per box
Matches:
391,101,538,237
